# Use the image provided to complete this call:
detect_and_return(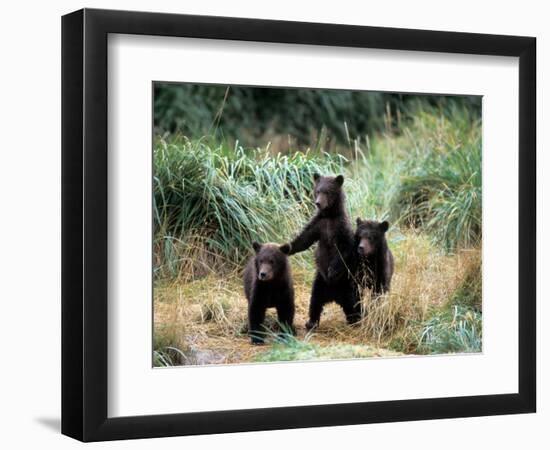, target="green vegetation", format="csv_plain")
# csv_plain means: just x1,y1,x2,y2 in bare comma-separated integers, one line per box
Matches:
153,137,343,278
154,107,481,275
255,332,401,362
417,305,482,354
392,109,482,251
154,83,480,150
153,85,482,363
